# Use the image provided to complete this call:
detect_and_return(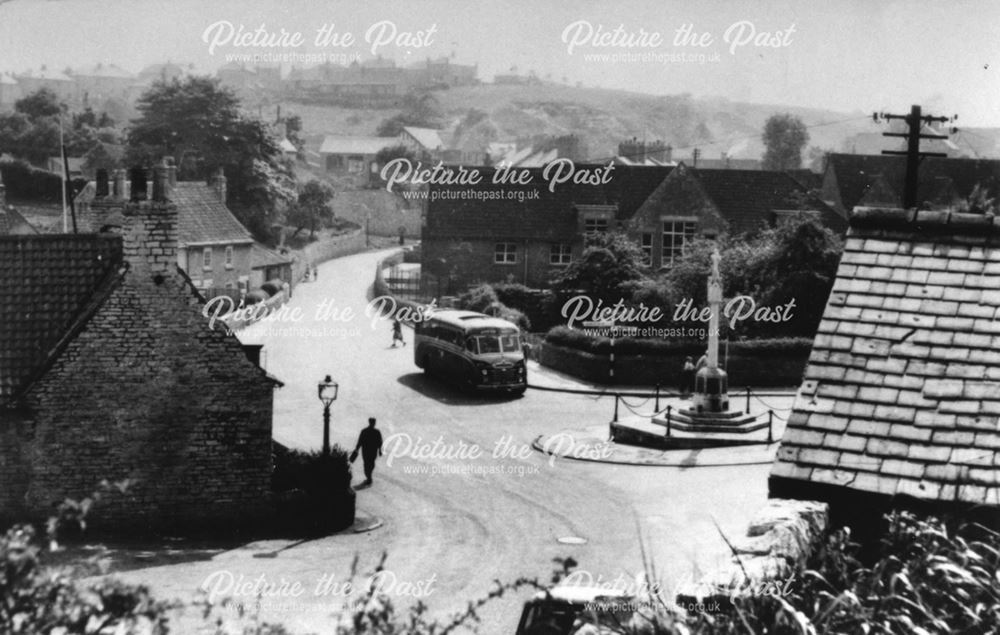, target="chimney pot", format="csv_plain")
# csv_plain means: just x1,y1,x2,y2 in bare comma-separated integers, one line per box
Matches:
213,167,227,204
113,169,126,199
152,160,172,202
95,168,110,197
129,167,148,202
